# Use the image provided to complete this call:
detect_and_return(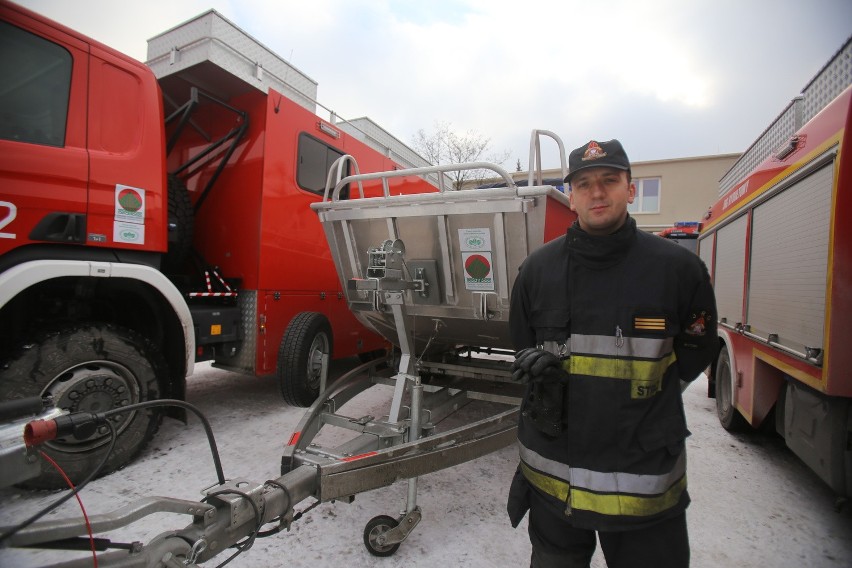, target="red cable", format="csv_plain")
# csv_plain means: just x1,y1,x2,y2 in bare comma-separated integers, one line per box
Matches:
39,451,98,568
